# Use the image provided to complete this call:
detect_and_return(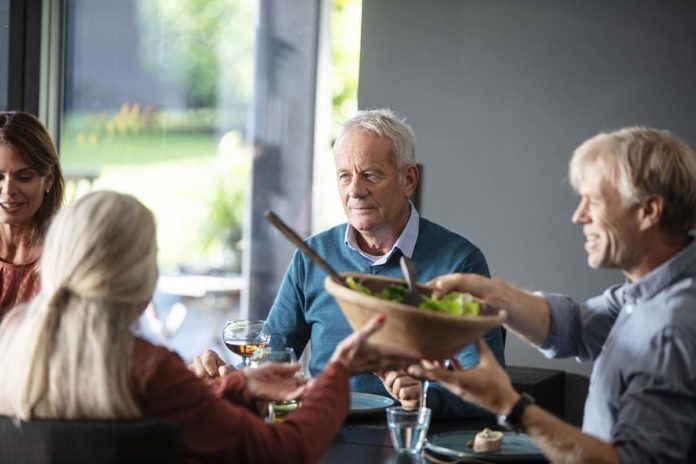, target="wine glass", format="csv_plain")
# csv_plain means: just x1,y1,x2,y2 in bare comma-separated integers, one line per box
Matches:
222,319,270,367
249,347,299,423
